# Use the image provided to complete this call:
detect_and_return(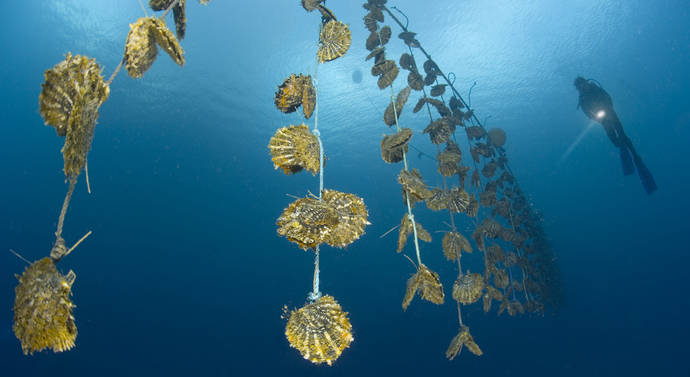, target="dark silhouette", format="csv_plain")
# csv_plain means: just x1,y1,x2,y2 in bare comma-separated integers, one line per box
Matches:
574,77,657,194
